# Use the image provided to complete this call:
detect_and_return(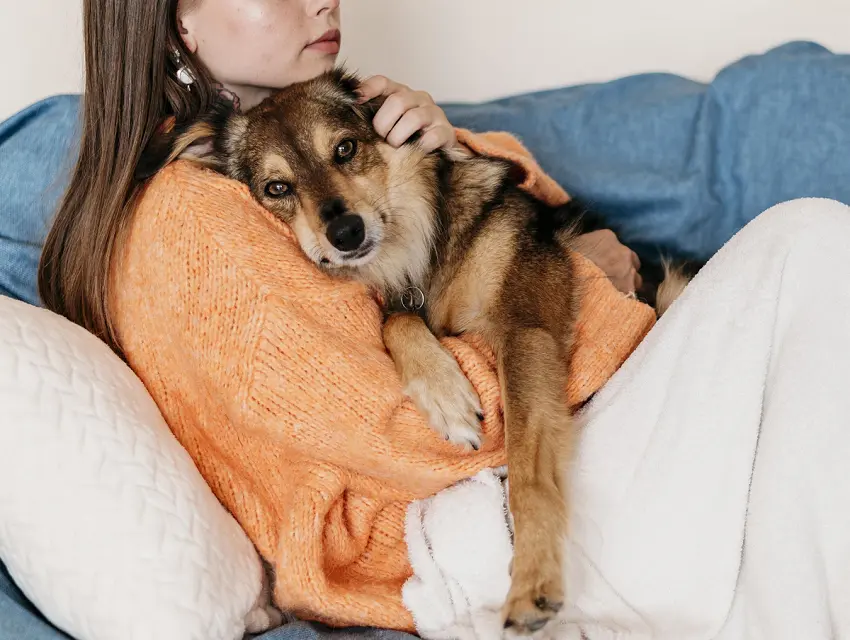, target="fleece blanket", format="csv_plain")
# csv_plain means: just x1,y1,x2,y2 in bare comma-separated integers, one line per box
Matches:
402,198,850,640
